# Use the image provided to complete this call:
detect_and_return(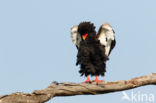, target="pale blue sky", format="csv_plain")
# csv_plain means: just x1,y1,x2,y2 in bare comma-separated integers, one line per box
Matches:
0,0,156,103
